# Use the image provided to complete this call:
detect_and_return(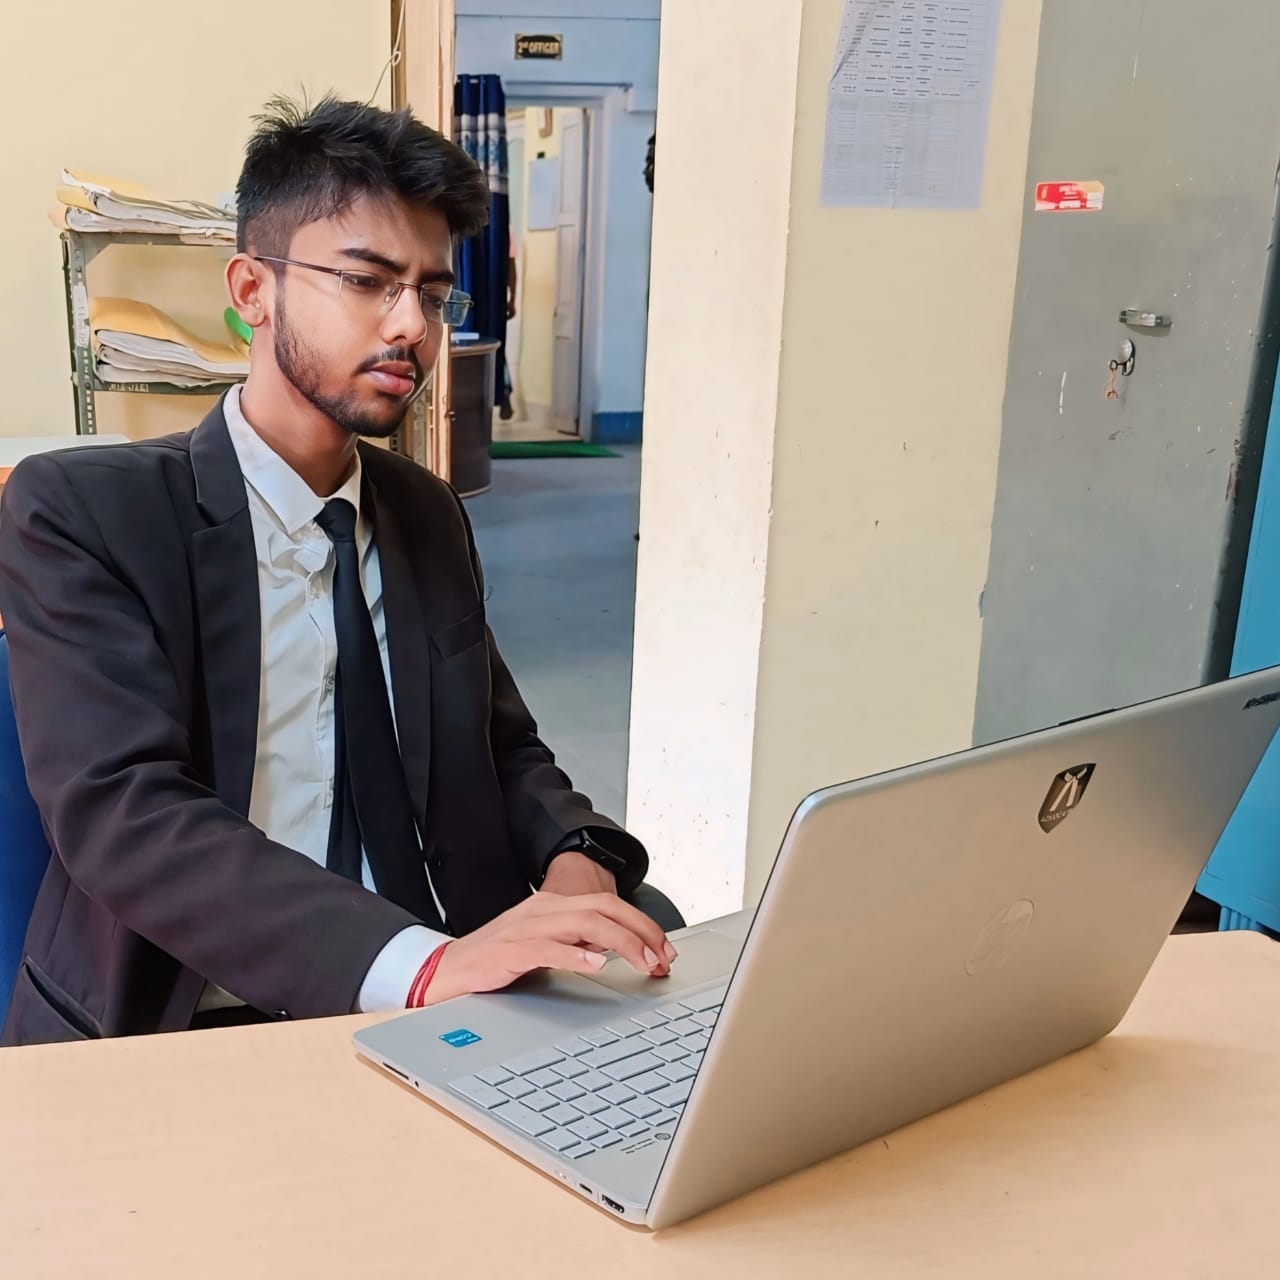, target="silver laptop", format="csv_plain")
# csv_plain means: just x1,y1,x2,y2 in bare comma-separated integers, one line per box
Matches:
354,666,1280,1228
